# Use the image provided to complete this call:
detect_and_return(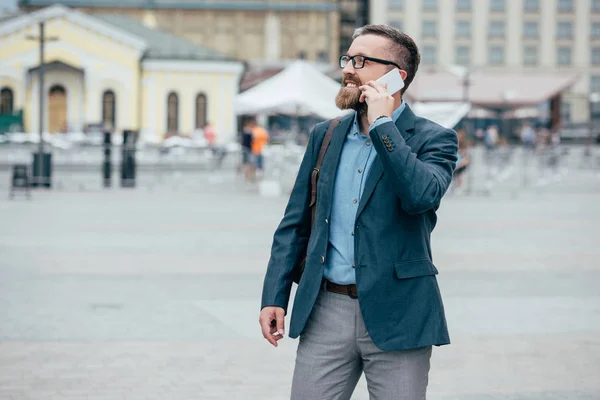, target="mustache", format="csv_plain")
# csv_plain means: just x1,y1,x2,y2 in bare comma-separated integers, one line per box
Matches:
342,77,361,86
